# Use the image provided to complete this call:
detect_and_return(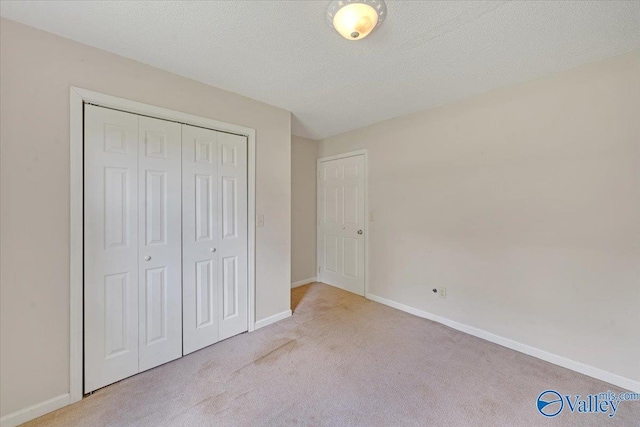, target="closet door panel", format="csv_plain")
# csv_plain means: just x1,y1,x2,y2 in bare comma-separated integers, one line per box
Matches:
138,116,182,371
182,125,220,354
85,106,250,389
84,105,139,393
218,132,248,341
